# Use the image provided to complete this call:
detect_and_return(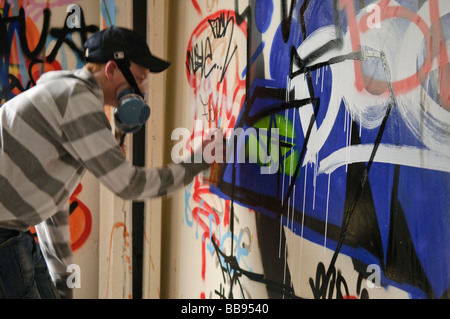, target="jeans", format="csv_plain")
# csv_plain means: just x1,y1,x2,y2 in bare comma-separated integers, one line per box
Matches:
0,228,60,299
